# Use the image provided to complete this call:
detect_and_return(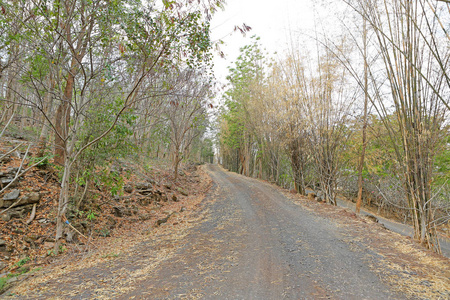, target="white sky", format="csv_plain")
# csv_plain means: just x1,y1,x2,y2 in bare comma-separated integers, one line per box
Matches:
210,0,318,83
